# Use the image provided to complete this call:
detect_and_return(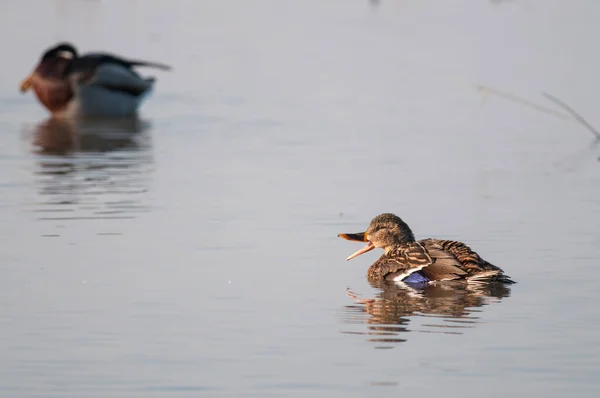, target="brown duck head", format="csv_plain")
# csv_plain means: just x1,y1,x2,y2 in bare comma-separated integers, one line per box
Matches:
20,43,78,114
20,43,78,92
338,213,416,260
